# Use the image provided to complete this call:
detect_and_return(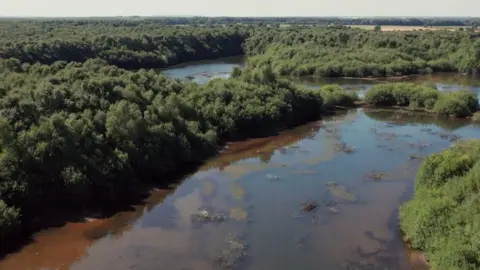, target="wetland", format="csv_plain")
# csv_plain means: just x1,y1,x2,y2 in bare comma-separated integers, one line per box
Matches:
2,21,480,270
3,107,480,270
2,59,480,269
